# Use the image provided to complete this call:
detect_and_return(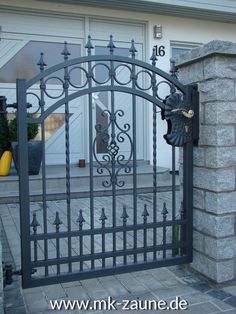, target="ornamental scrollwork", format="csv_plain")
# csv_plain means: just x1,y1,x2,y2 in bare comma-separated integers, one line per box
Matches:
93,109,132,188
